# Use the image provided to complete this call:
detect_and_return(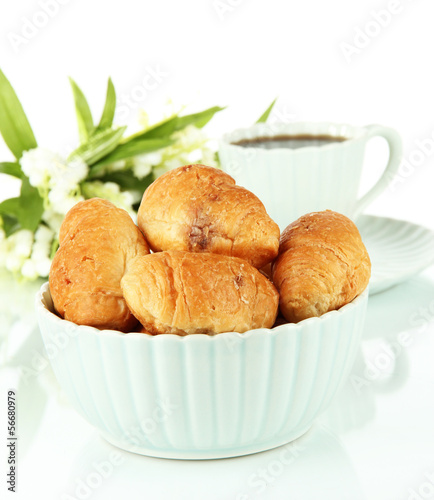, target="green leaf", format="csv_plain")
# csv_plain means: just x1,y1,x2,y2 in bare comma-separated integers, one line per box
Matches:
0,68,37,159
19,177,44,231
0,197,21,217
89,137,173,175
124,106,225,143
69,77,94,144
85,105,222,177
50,237,59,259
96,170,154,192
0,174,43,232
175,106,225,130
1,214,21,237
97,78,116,131
0,162,23,179
256,98,277,123
68,126,126,166
132,115,179,140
